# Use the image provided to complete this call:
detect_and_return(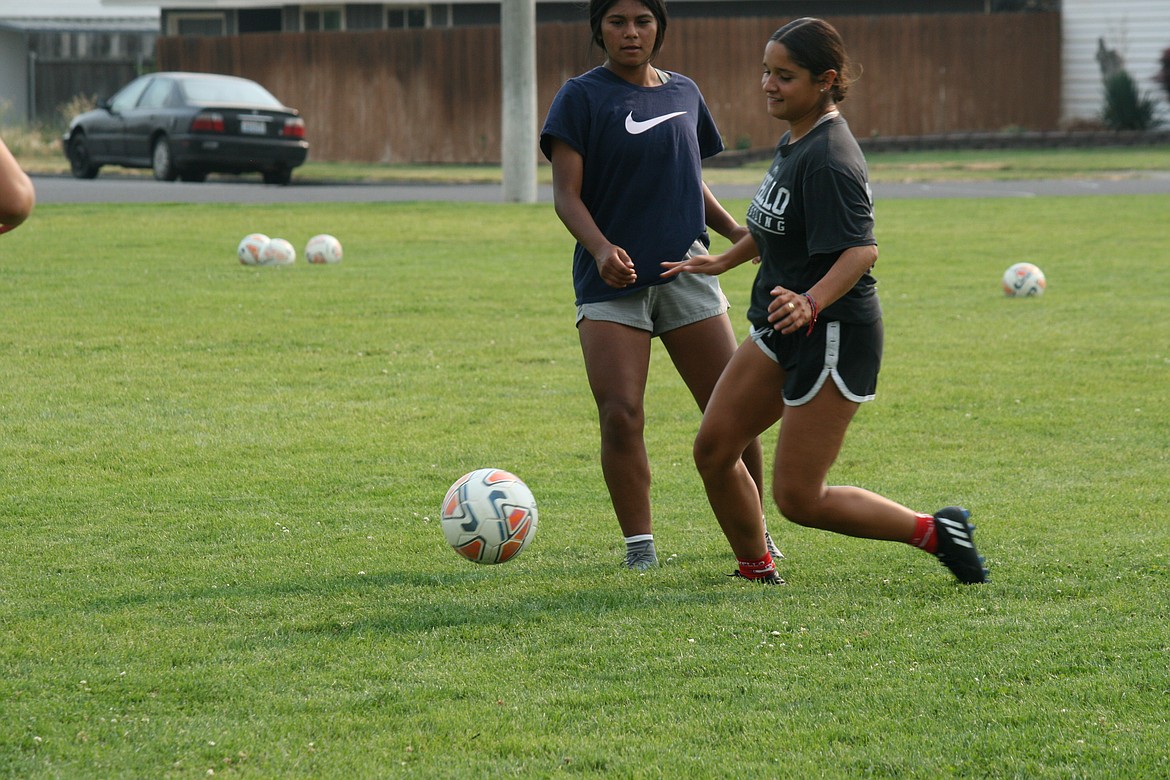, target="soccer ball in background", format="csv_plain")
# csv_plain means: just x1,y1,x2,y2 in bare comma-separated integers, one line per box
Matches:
305,234,343,264
1002,262,1047,297
237,233,269,265
440,468,538,564
259,237,297,266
